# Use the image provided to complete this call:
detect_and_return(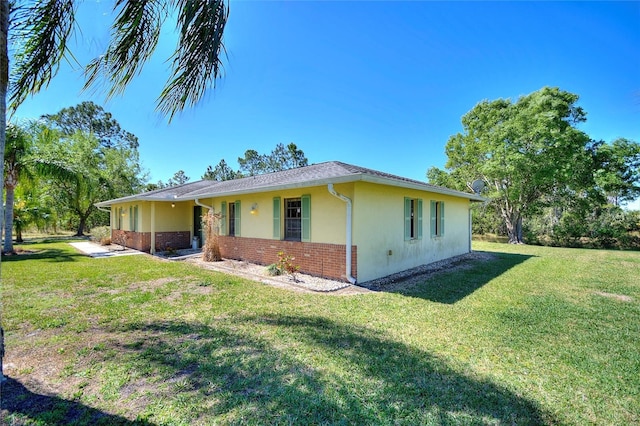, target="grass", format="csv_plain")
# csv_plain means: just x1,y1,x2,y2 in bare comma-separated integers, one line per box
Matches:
1,240,639,425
